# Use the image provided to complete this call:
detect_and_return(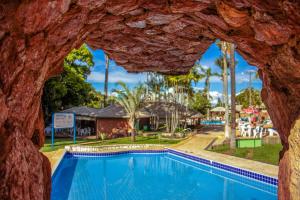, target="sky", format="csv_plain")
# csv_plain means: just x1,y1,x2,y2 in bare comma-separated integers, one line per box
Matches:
86,42,261,104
